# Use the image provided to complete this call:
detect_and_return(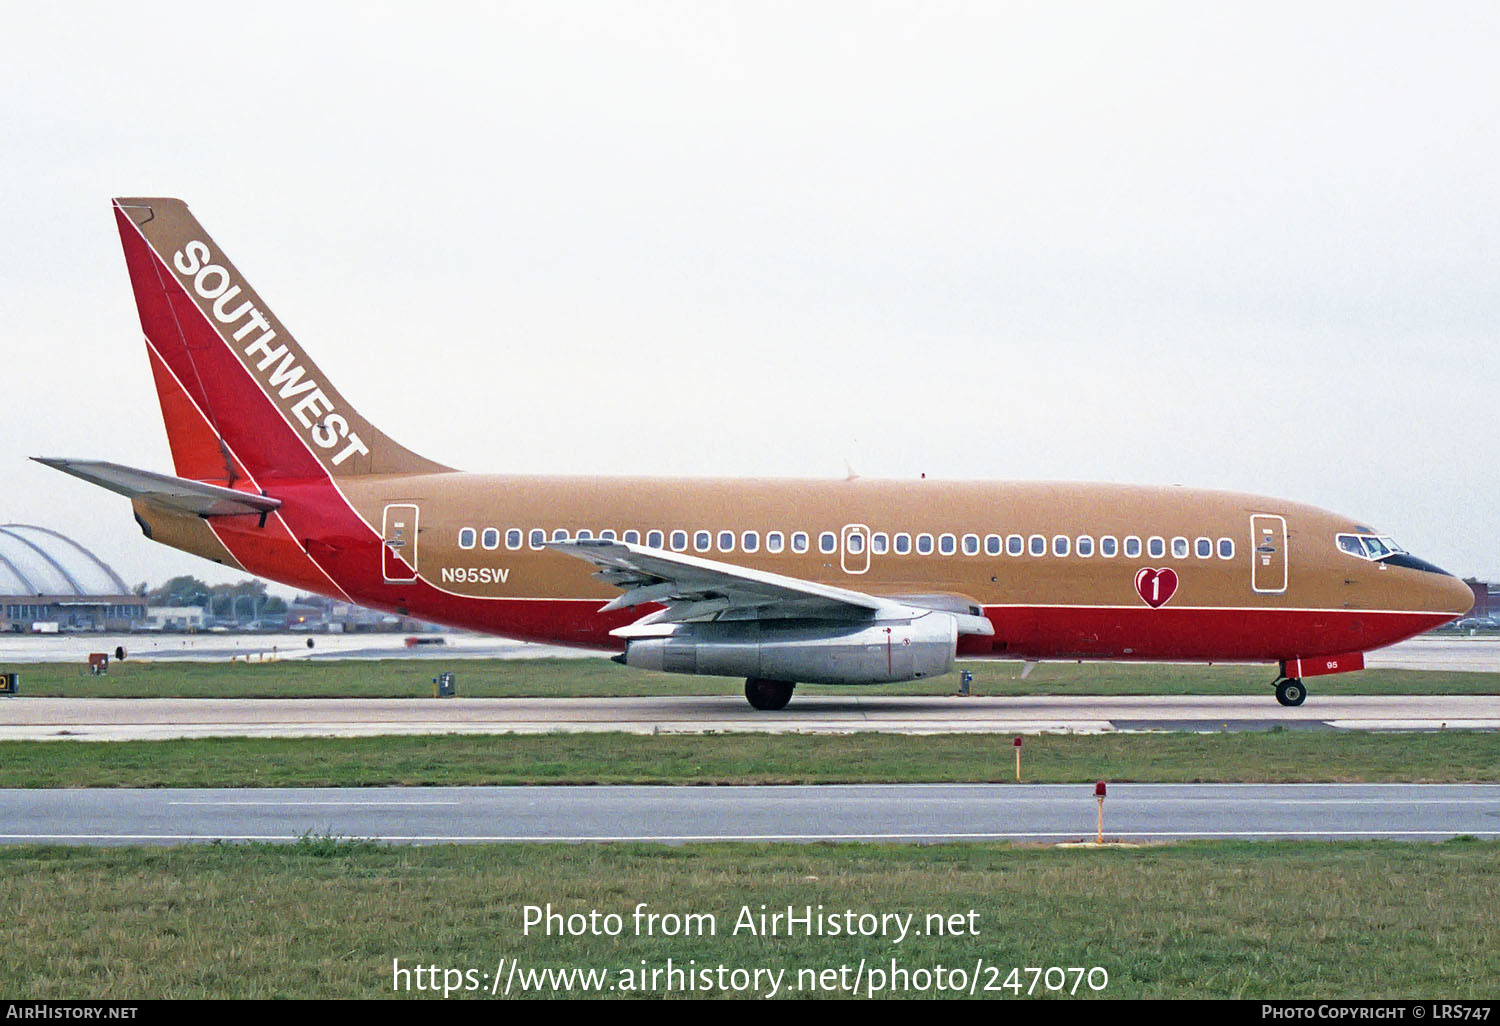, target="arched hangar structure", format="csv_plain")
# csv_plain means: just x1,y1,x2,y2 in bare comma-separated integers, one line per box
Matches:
0,524,145,632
